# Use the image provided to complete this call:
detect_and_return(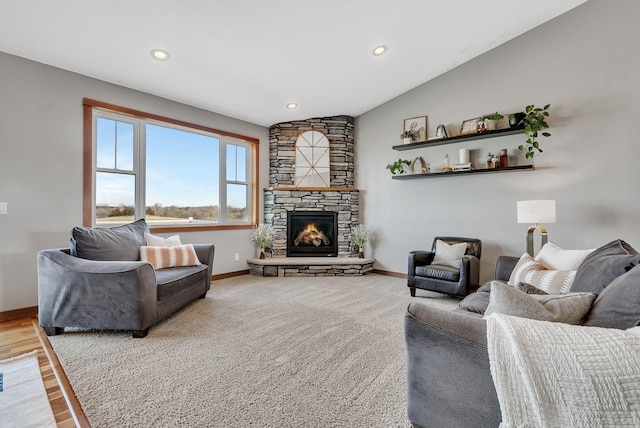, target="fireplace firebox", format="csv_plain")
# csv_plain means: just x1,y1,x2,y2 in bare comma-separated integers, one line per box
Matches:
287,211,338,257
